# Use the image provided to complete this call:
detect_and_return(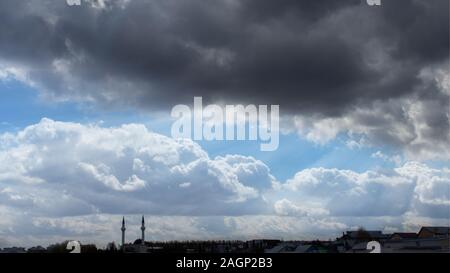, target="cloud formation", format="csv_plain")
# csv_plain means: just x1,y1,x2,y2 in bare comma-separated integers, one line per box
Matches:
0,118,274,217
0,0,448,159
0,119,448,246
0,0,447,108
0,0,448,247
279,162,450,219
290,61,450,160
